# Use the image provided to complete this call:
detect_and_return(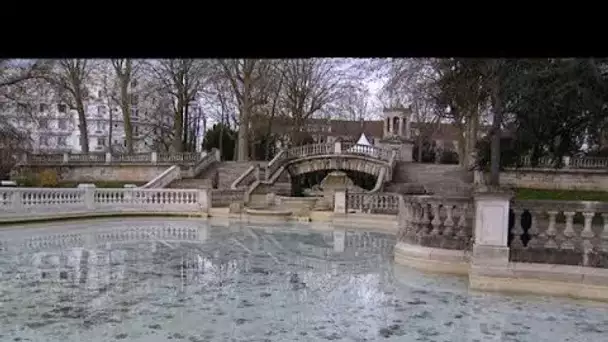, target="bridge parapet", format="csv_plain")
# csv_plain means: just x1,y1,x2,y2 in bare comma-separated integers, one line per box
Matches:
19,151,210,166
